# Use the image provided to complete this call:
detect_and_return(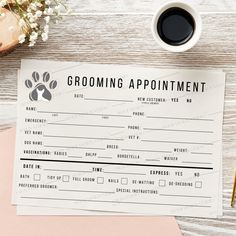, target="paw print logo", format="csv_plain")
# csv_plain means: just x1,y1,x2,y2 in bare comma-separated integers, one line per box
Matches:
25,71,57,101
